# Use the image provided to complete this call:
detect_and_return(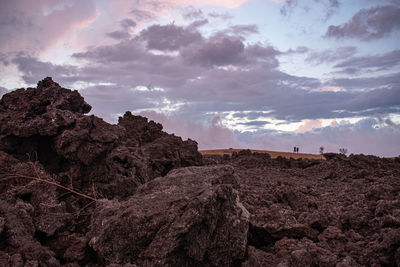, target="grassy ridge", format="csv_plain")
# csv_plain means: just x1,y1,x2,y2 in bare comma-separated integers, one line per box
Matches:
199,148,326,160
